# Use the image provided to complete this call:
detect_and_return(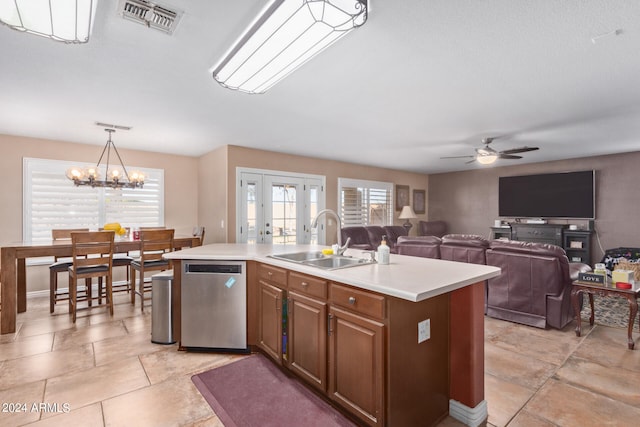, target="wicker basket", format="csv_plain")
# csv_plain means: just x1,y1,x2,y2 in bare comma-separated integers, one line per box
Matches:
614,259,640,281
